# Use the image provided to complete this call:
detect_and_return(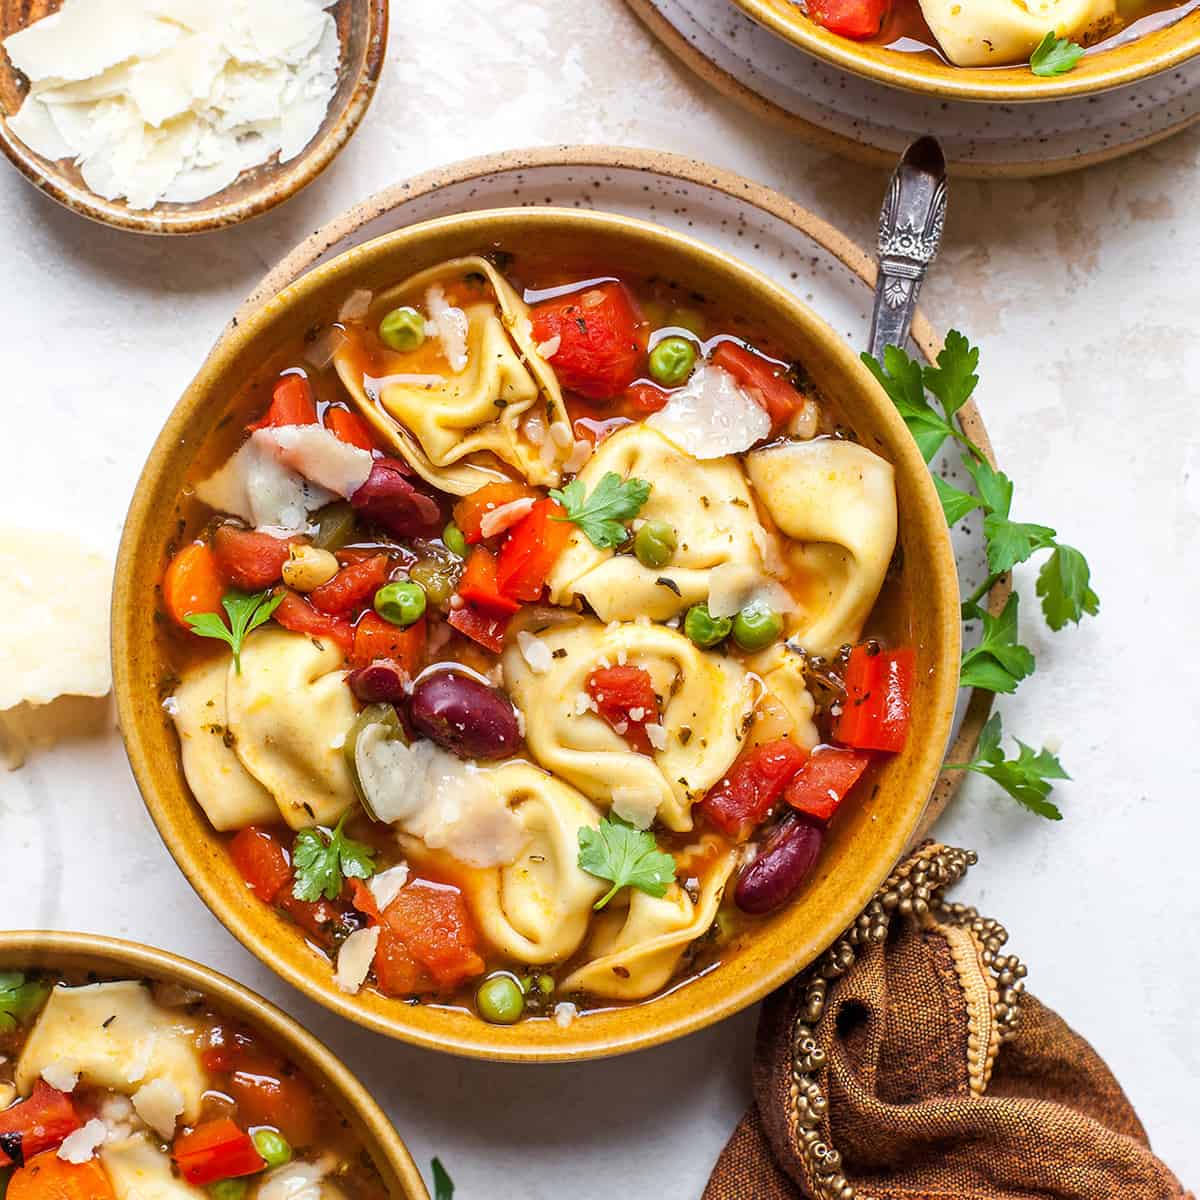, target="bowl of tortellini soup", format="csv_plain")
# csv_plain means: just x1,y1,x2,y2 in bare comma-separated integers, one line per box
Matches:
113,208,960,1060
0,931,428,1197
731,0,1200,100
